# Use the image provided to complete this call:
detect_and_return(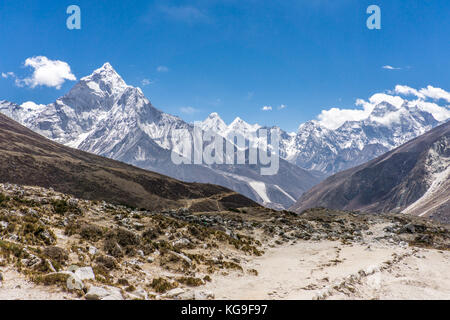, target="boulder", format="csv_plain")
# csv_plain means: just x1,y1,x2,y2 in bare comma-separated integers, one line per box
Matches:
85,286,123,300
74,267,95,281
66,273,84,291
